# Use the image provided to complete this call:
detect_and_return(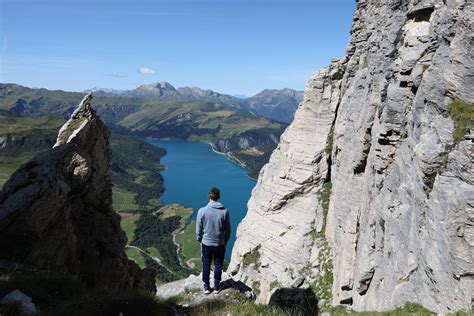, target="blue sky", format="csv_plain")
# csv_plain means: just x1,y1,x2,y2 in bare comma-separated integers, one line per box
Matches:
0,0,355,96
